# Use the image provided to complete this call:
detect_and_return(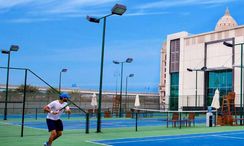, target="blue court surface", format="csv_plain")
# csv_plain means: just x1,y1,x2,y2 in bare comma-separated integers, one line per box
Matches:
9,118,159,130
90,130,244,146
9,117,206,130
